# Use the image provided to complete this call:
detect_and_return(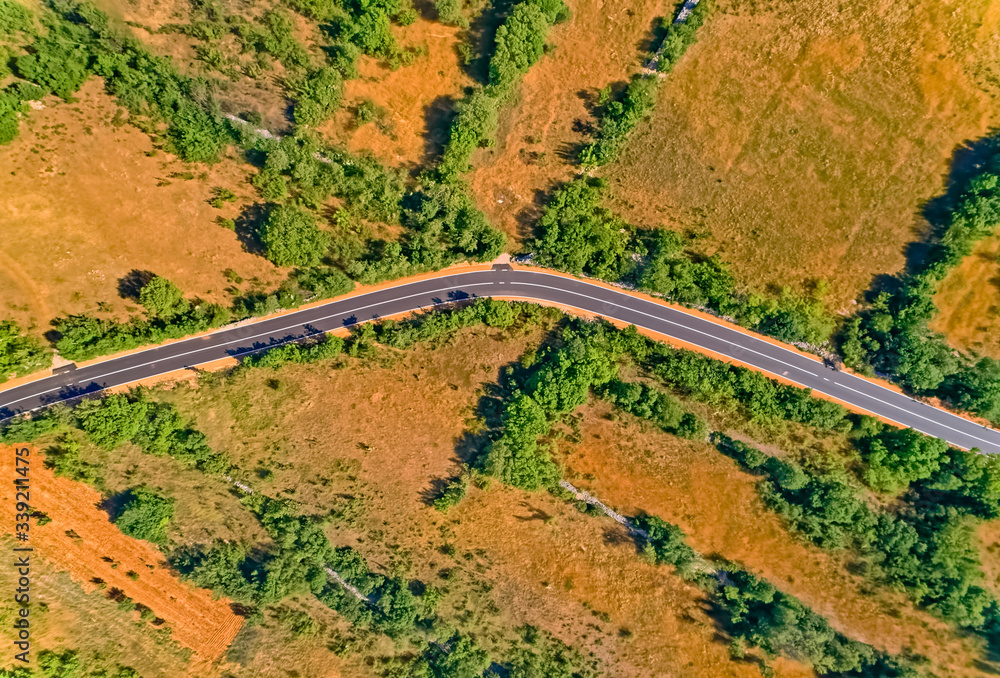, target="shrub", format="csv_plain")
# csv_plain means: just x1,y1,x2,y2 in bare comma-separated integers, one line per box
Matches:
488,0,552,90
579,75,658,168
434,0,467,27
139,276,187,319
292,66,343,126
633,514,697,576
0,0,33,36
533,178,635,280
0,320,49,382
113,487,174,545
437,87,500,179
654,0,711,74
860,427,950,494
418,633,491,678
259,204,331,267
433,472,471,512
